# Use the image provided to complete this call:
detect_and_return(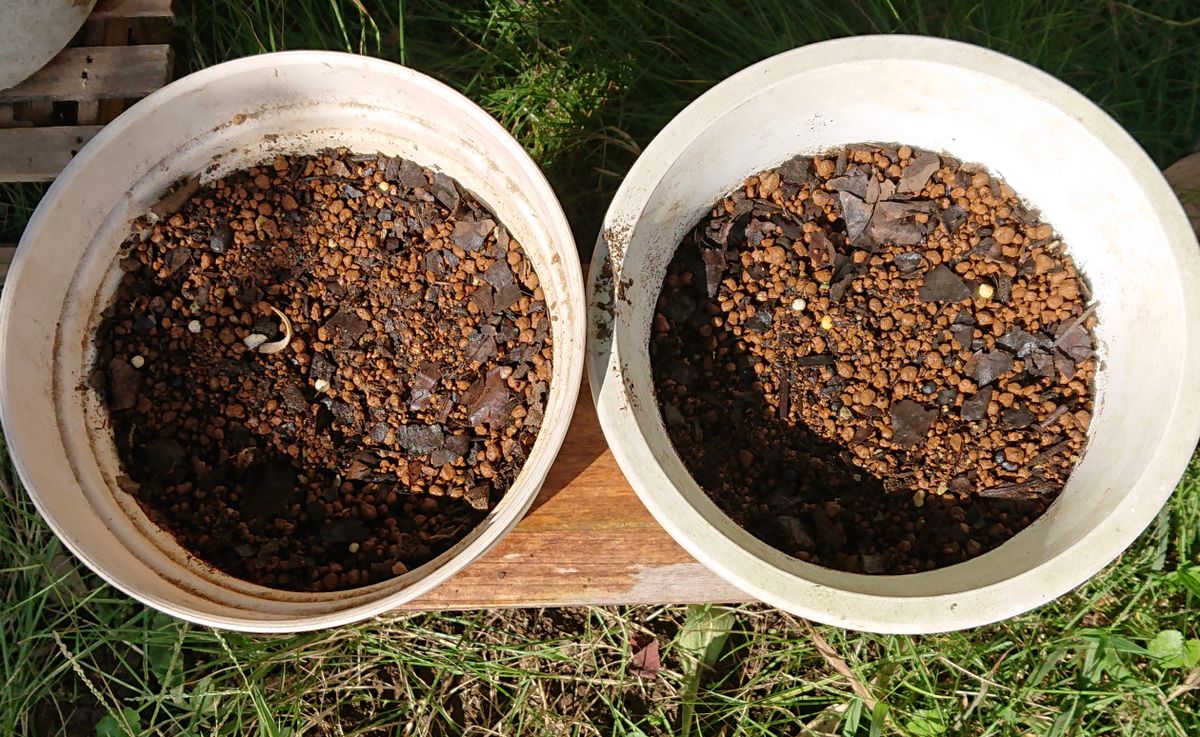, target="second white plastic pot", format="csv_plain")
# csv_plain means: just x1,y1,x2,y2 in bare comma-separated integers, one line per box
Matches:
587,36,1200,633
